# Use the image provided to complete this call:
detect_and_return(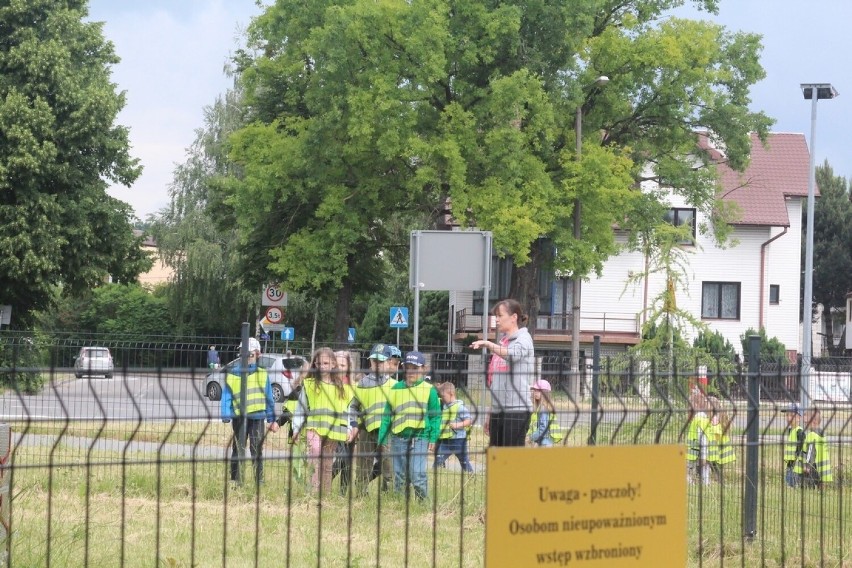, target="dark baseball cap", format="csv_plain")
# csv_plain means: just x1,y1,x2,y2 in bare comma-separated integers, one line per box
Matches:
783,403,802,416
404,351,426,367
